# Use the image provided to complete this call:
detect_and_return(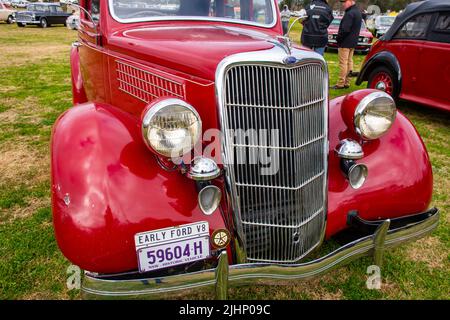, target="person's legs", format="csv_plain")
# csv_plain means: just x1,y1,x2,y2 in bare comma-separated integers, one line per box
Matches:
349,49,354,72
313,47,326,56
282,21,289,35
337,48,350,87
345,49,355,87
